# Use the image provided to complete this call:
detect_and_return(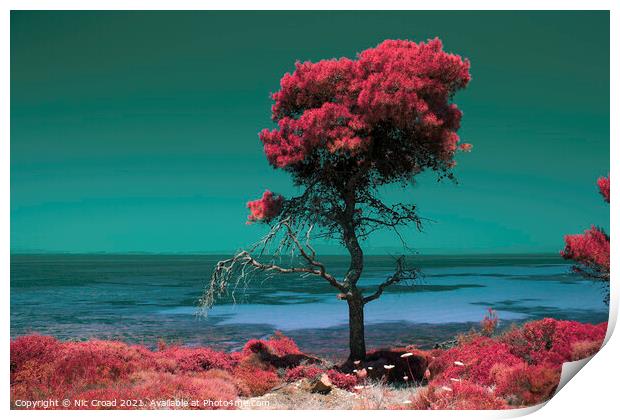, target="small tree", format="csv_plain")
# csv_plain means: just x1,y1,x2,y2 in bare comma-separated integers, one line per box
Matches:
202,39,472,361
561,175,610,304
